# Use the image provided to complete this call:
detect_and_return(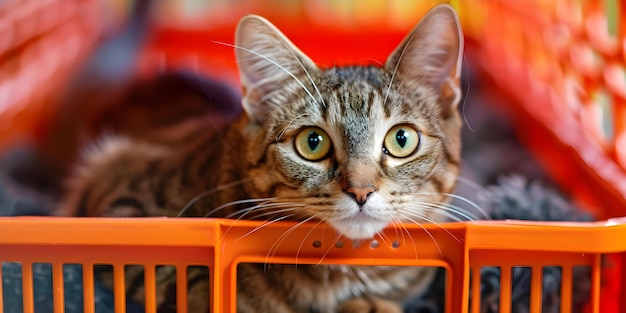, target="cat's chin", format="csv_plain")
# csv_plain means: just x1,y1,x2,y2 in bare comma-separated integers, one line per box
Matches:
328,214,391,240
